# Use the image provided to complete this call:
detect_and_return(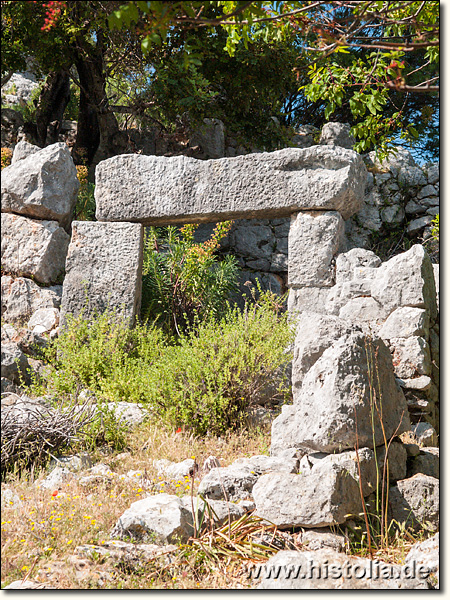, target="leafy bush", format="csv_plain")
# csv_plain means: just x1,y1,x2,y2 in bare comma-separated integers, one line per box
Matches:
39,309,165,401
148,294,293,435
141,222,239,334
31,293,293,437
